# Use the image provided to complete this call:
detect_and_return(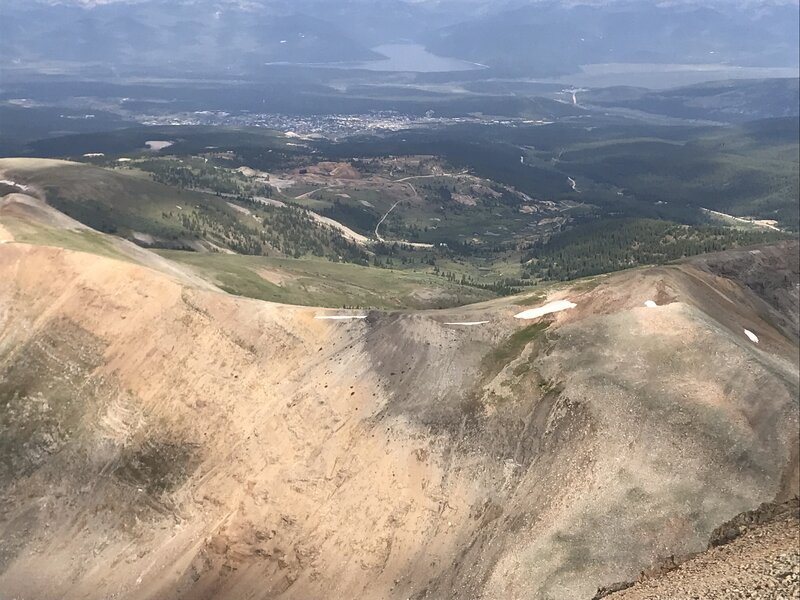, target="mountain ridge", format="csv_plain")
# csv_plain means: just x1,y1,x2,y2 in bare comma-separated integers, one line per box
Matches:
0,198,797,598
